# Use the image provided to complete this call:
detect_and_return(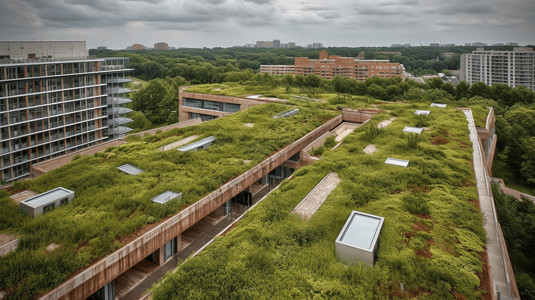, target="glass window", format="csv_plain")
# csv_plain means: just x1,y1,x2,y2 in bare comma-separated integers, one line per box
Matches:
43,203,55,214
164,237,177,261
